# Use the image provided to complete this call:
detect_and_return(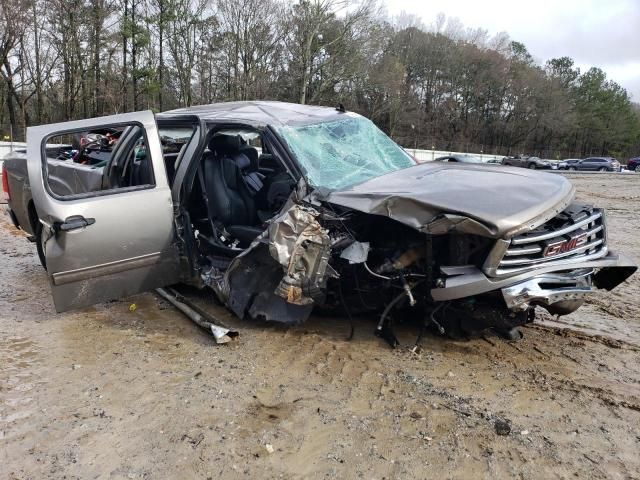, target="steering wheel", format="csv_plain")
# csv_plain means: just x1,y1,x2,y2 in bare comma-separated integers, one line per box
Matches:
74,137,106,164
